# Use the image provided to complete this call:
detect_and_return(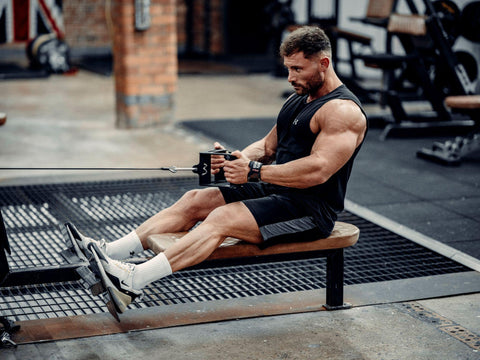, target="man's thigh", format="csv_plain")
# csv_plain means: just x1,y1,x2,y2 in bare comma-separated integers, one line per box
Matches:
221,184,327,246
244,194,326,245
219,182,268,204
206,201,263,244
